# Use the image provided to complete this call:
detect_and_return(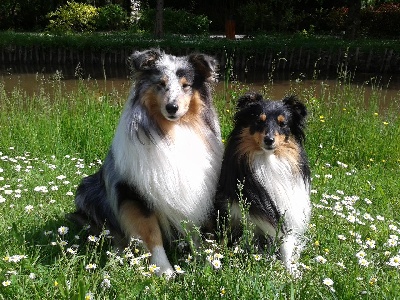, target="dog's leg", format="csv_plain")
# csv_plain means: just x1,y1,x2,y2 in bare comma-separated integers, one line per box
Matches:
280,234,301,276
119,201,174,276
